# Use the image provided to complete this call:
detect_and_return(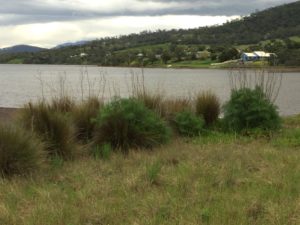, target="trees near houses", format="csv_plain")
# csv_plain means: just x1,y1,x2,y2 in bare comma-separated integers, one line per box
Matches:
218,48,240,62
